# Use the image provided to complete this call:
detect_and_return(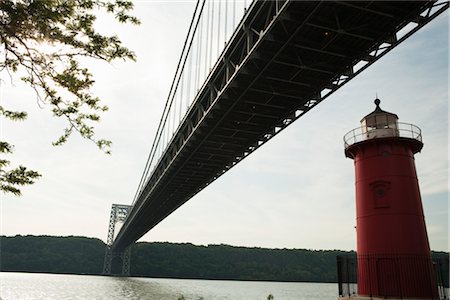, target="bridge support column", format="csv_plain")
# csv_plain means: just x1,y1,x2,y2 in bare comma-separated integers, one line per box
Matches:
102,204,132,276
103,246,131,276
